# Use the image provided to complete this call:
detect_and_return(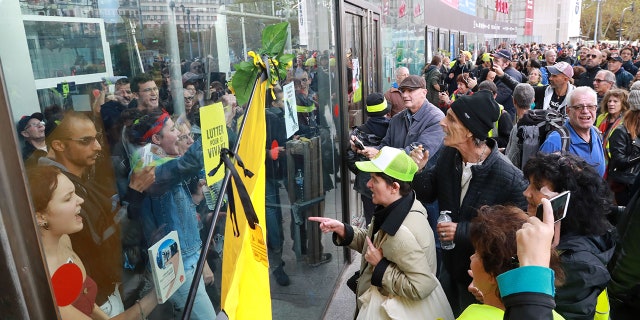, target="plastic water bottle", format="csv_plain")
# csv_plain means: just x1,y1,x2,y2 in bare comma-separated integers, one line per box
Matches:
202,184,215,211
438,210,455,250
295,169,304,201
